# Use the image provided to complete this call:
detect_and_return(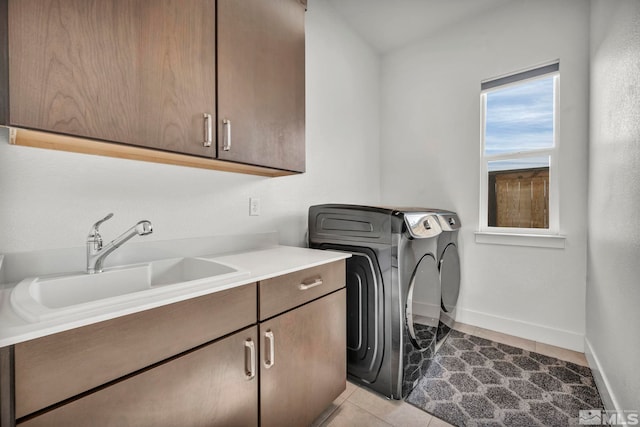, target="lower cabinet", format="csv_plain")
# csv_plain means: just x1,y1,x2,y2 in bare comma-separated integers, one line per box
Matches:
5,260,347,427
260,289,346,427
18,327,258,427
14,283,257,419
